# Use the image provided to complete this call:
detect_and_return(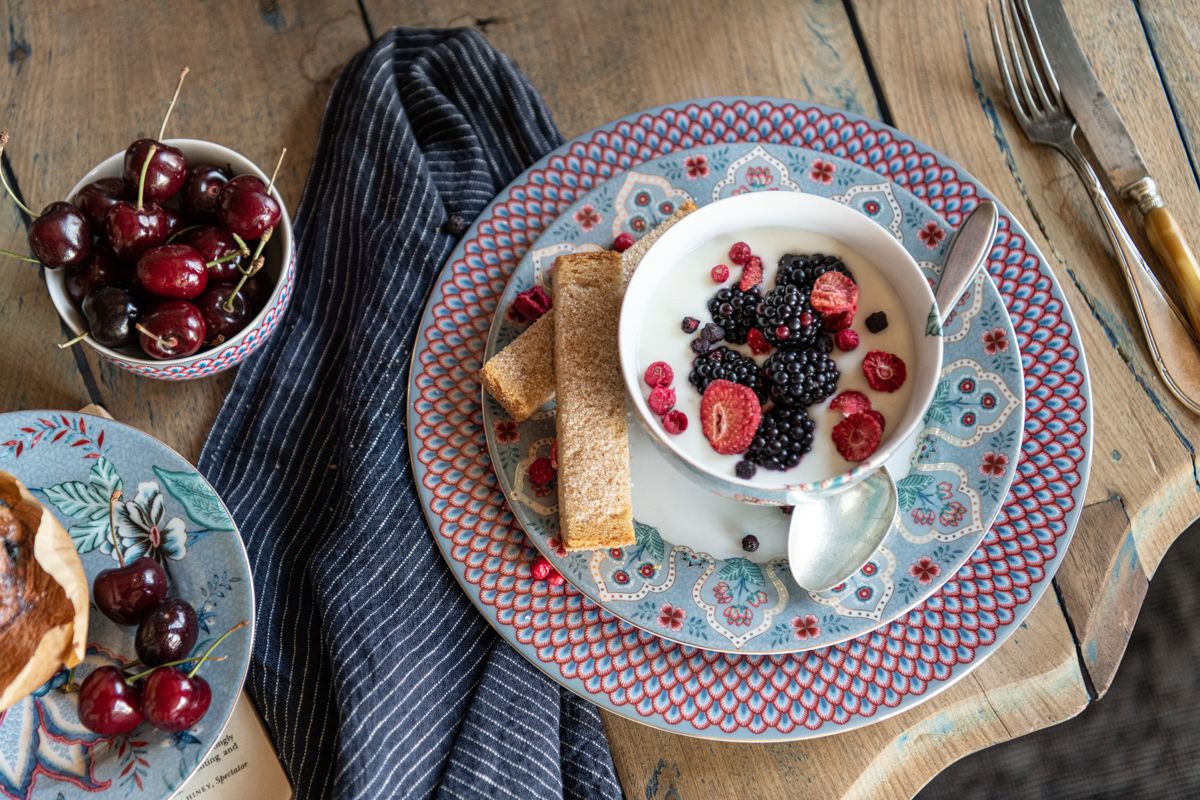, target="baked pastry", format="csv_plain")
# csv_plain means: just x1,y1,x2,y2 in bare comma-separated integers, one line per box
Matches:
0,472,89,711
553,251,634,550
